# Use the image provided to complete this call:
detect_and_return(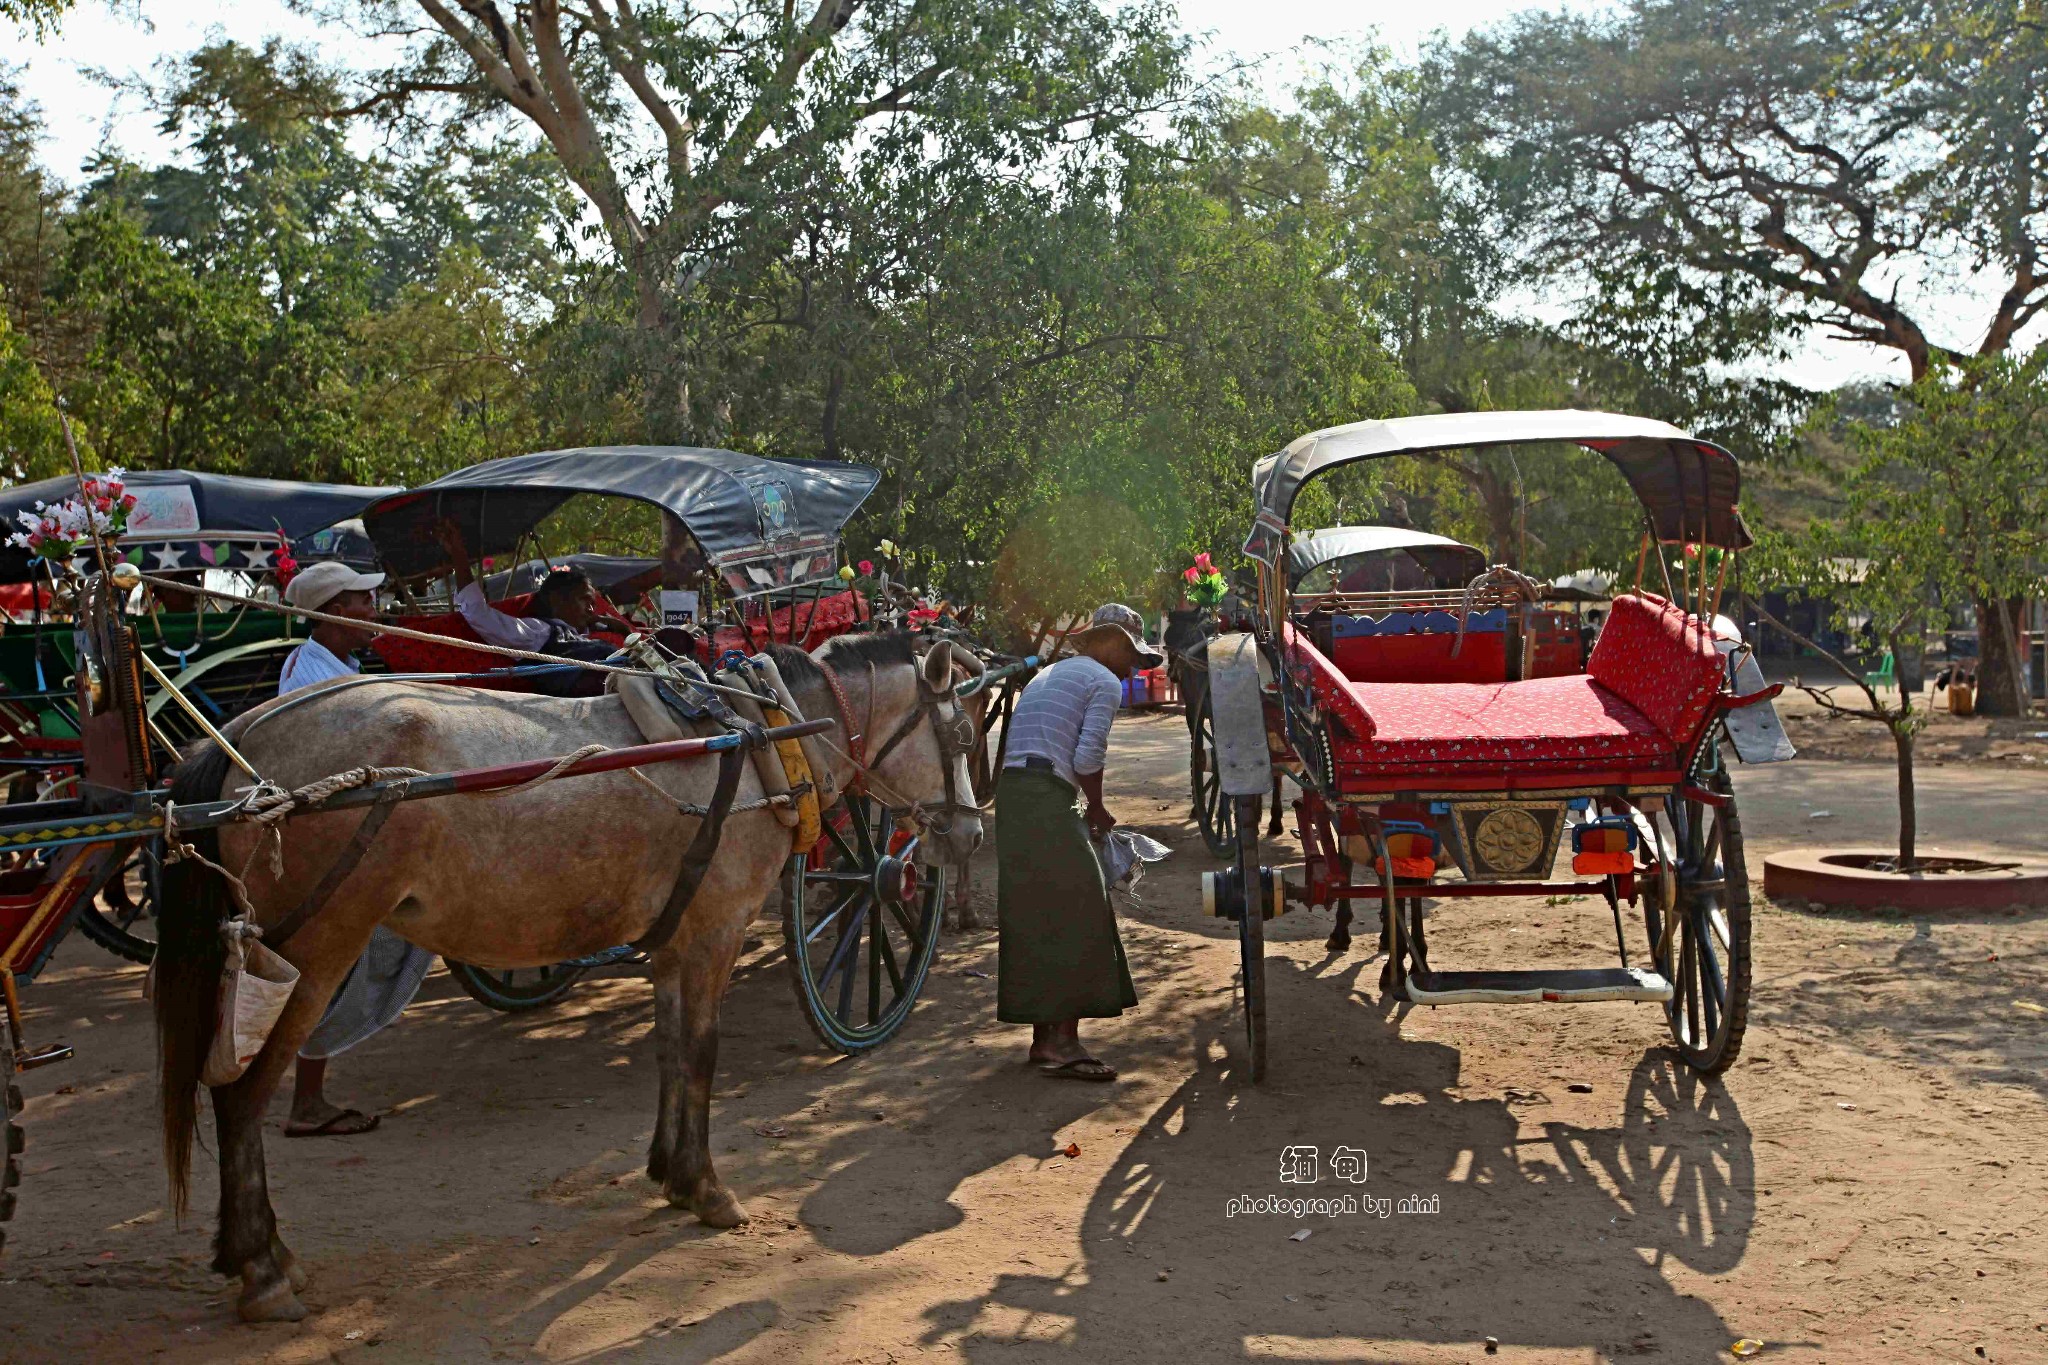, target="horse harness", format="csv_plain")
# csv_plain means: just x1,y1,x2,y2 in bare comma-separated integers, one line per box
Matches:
818,660,980,835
